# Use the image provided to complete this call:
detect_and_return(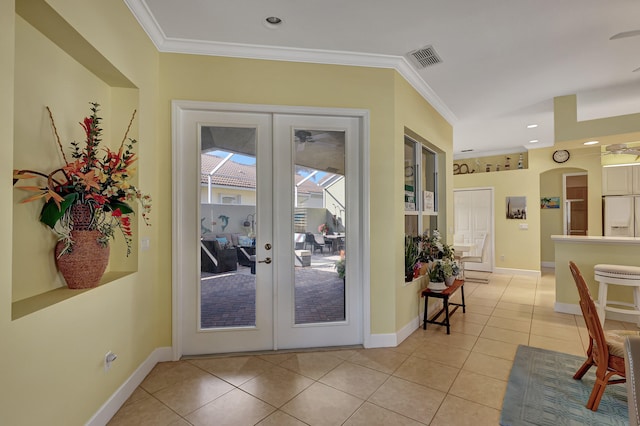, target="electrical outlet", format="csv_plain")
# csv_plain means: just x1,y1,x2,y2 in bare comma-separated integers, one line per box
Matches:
500,254,505,261
104,351,117,372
